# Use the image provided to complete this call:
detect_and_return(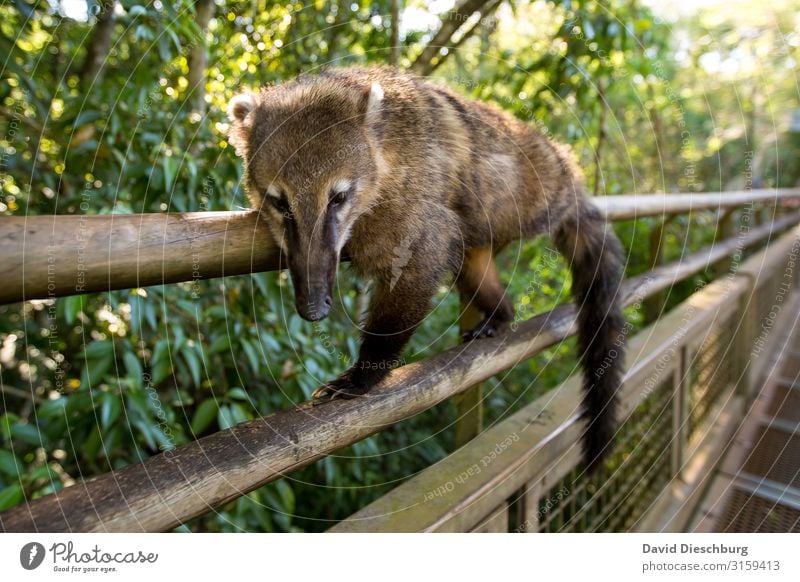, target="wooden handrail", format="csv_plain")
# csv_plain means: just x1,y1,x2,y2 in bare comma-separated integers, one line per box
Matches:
0,211,279,305
1,189,797,306
2,211,797,532
593,189,799,220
